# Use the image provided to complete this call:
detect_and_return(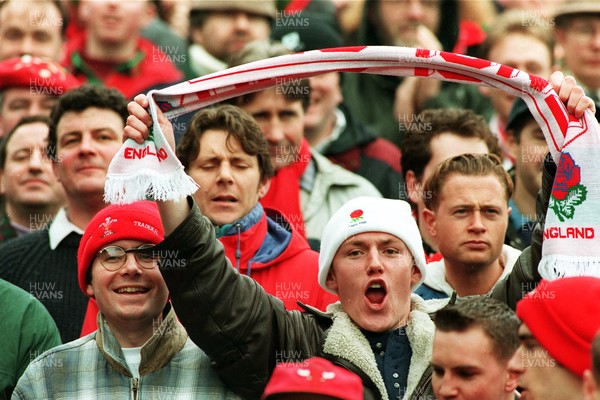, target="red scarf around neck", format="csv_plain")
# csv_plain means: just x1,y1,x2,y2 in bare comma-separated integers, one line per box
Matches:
260,139,311,238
